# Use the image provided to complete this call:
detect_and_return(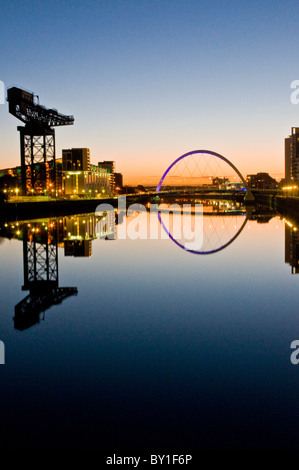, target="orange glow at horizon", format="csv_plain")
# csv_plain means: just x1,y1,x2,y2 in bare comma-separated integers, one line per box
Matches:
0,138,285,186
